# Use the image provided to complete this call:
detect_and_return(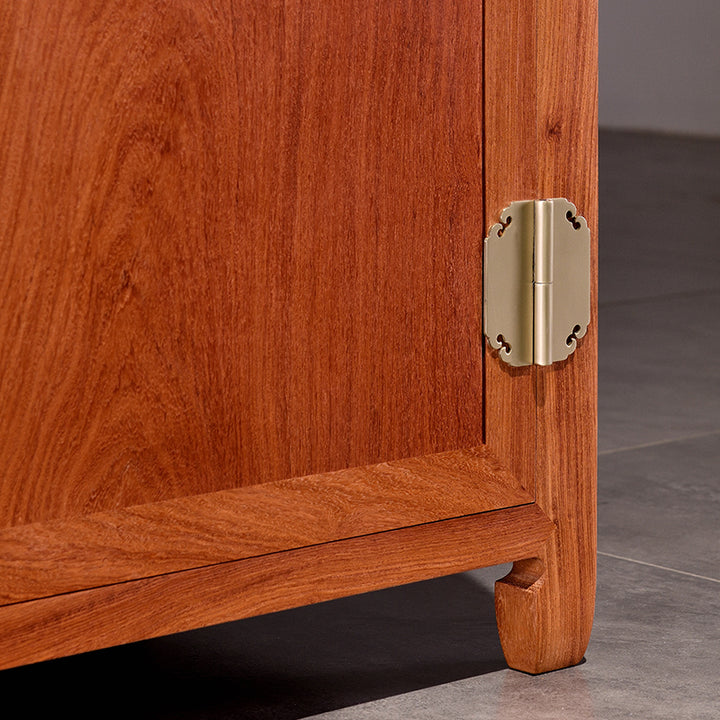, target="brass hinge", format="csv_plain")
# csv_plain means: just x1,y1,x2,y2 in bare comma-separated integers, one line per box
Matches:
483,198,591,367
